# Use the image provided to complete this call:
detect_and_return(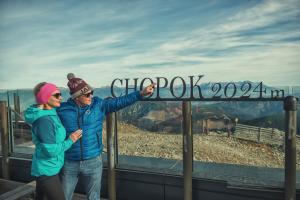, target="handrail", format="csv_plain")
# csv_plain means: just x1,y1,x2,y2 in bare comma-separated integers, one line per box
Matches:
0,180,35,200
8,106,24,120
8,106,31,127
